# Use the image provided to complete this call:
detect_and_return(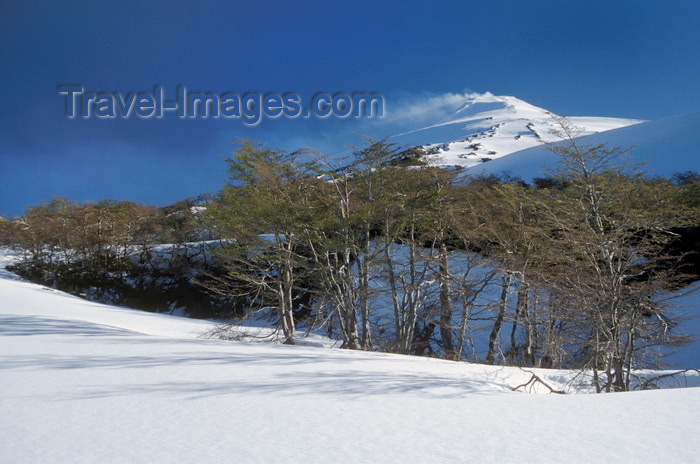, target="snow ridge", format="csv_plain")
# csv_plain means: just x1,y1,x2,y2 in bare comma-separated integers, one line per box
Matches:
471,110,700,181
